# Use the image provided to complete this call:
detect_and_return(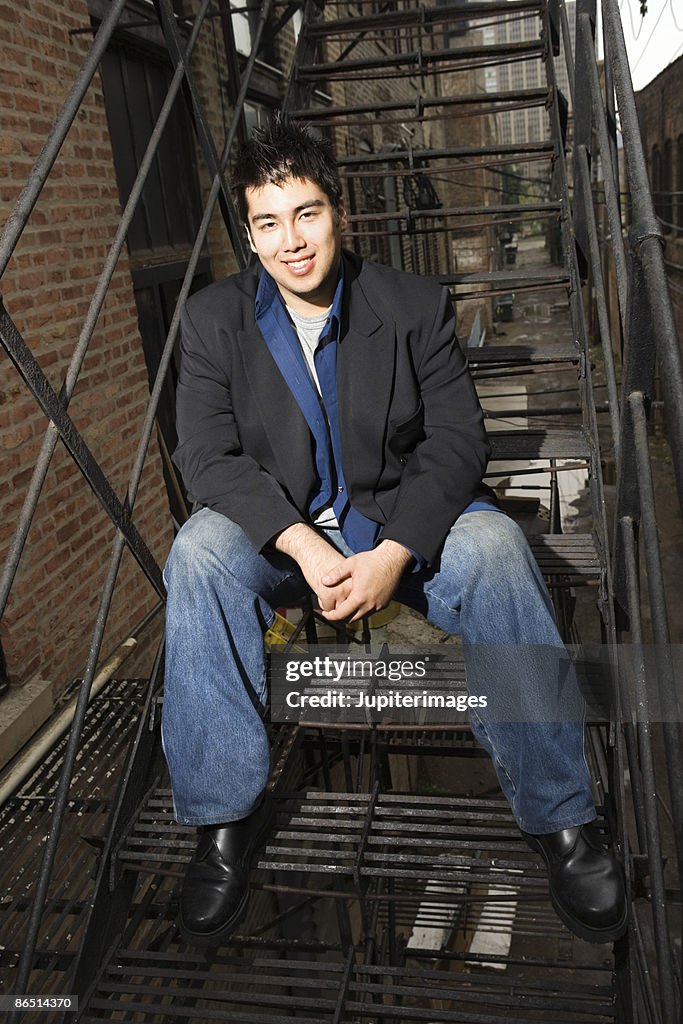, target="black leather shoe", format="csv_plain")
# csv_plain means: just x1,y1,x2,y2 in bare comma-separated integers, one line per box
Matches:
179,802,270,947
522,823,627,943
